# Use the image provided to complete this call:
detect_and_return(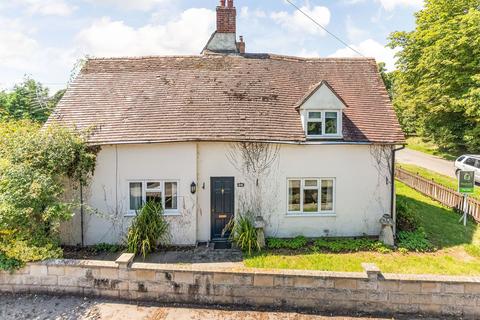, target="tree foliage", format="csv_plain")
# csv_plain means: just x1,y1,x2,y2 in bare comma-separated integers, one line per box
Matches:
389,0,480,152
0,120,97,244
377,62,395,100
0,78,65,123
